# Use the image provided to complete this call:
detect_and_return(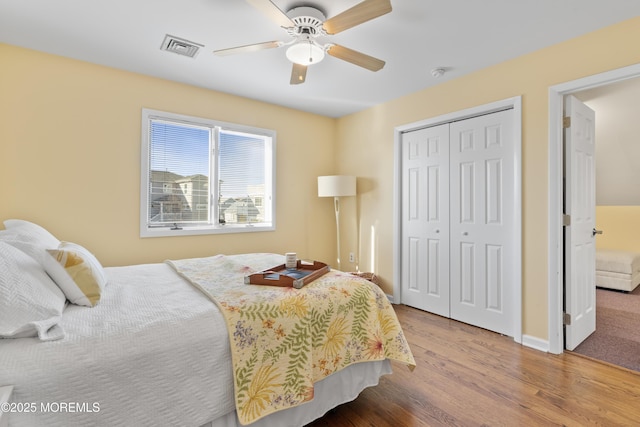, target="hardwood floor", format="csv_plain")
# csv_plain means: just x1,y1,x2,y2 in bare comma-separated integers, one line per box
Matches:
306,304,640,426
